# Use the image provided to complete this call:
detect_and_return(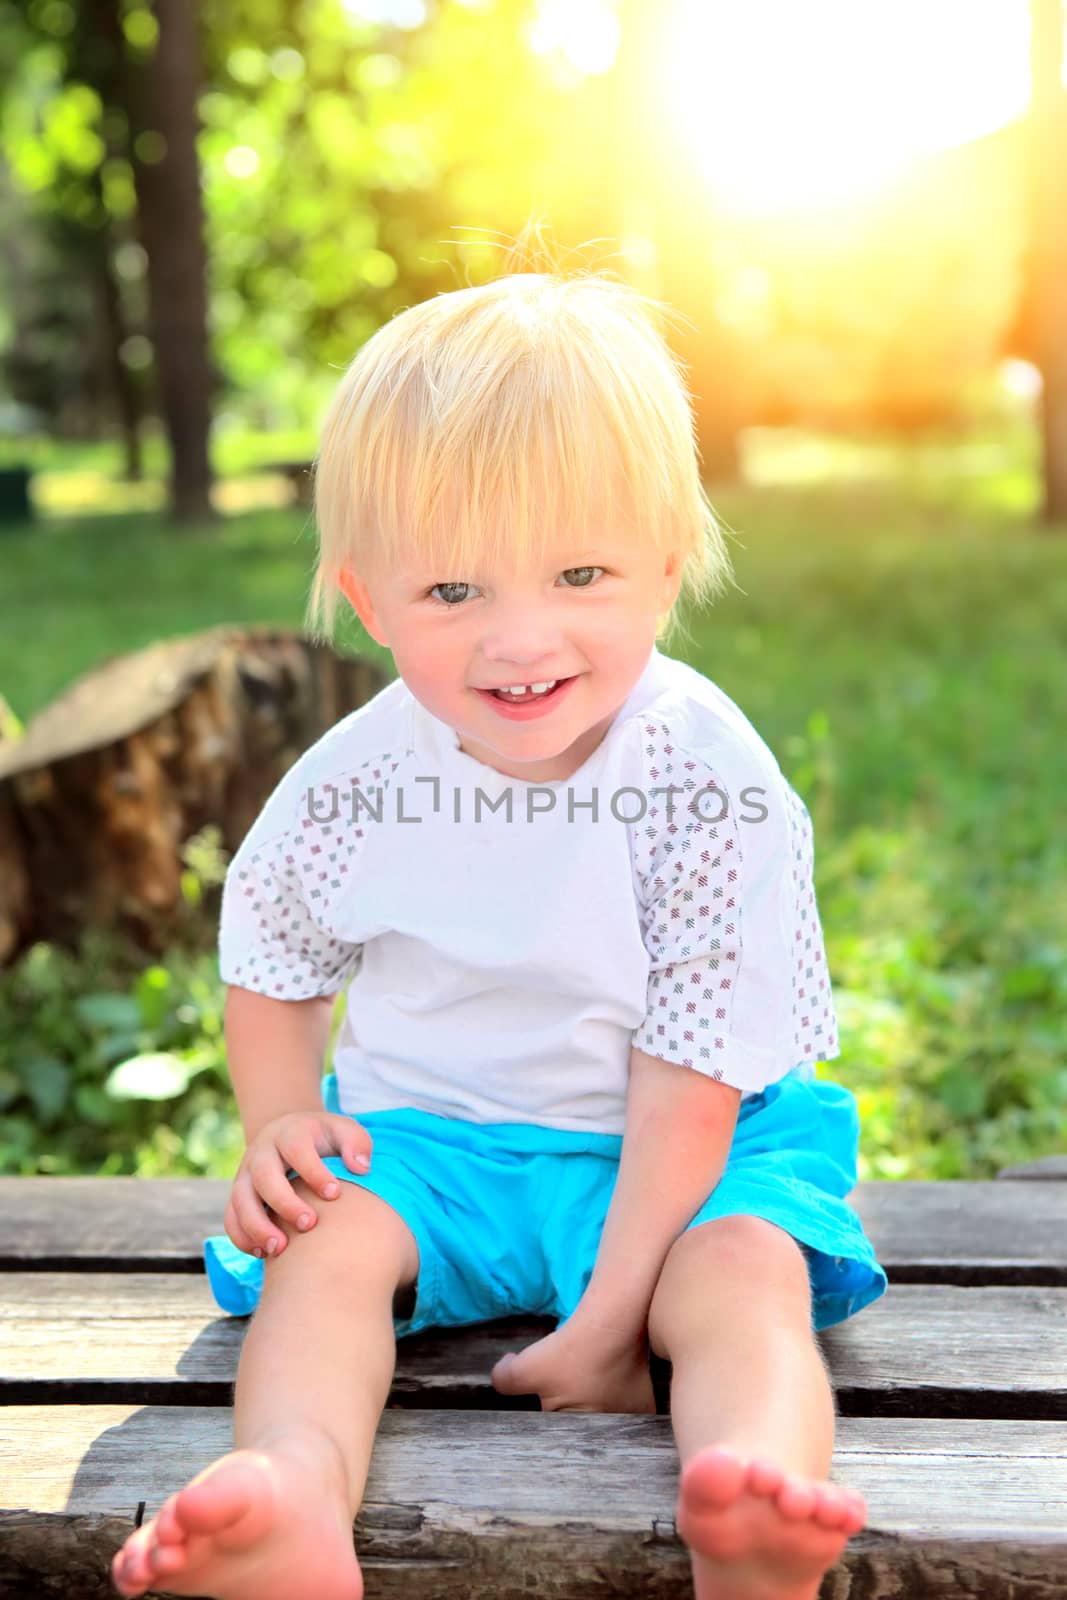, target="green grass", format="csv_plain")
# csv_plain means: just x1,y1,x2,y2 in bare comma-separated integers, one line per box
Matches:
0,440,393,721
1,422,1064,1180
698,455,1067,1181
